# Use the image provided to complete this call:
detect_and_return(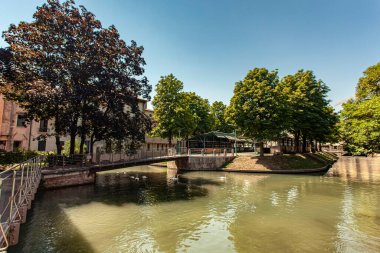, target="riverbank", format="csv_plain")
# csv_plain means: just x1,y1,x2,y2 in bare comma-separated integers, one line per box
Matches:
224,152,335,173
